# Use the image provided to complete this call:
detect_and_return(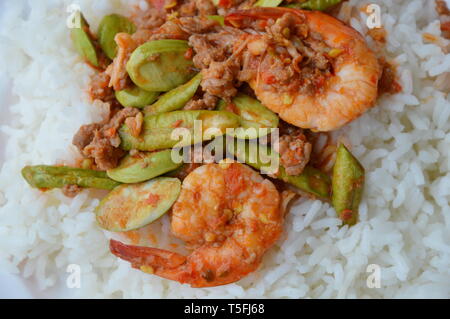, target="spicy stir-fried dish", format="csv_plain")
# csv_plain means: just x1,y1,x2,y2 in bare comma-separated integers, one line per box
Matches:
21,0,398,287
